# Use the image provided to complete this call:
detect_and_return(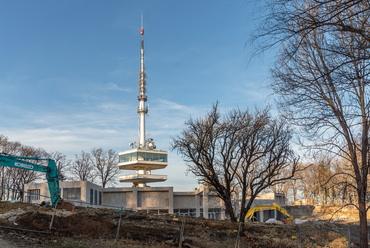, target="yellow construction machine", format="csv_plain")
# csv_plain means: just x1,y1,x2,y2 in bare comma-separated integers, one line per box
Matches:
245,203,293,222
